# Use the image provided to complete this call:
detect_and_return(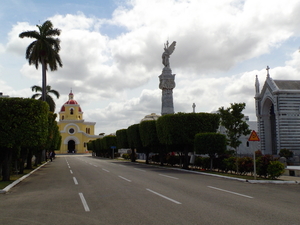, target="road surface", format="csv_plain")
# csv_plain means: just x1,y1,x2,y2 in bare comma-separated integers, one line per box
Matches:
0,155,299,225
